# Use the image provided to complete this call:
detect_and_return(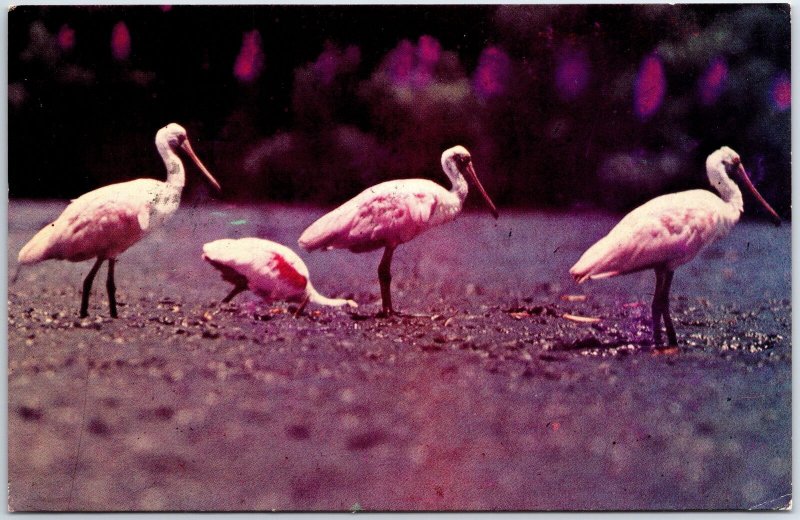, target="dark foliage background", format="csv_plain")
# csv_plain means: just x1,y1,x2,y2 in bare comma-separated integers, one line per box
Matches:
8,5,791,217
